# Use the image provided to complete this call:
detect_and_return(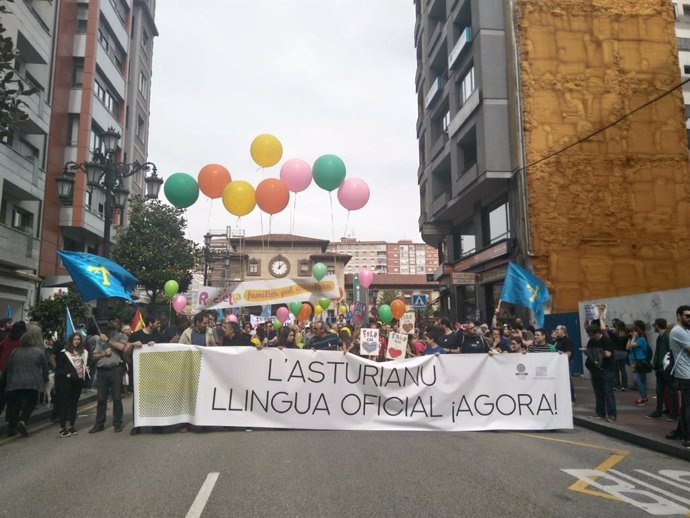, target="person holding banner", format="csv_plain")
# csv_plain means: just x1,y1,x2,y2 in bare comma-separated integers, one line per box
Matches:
221,322,251,346
423,327,446,356
89,320,127,433
179,313,216,346
310,322,341,351
276,327,298,349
